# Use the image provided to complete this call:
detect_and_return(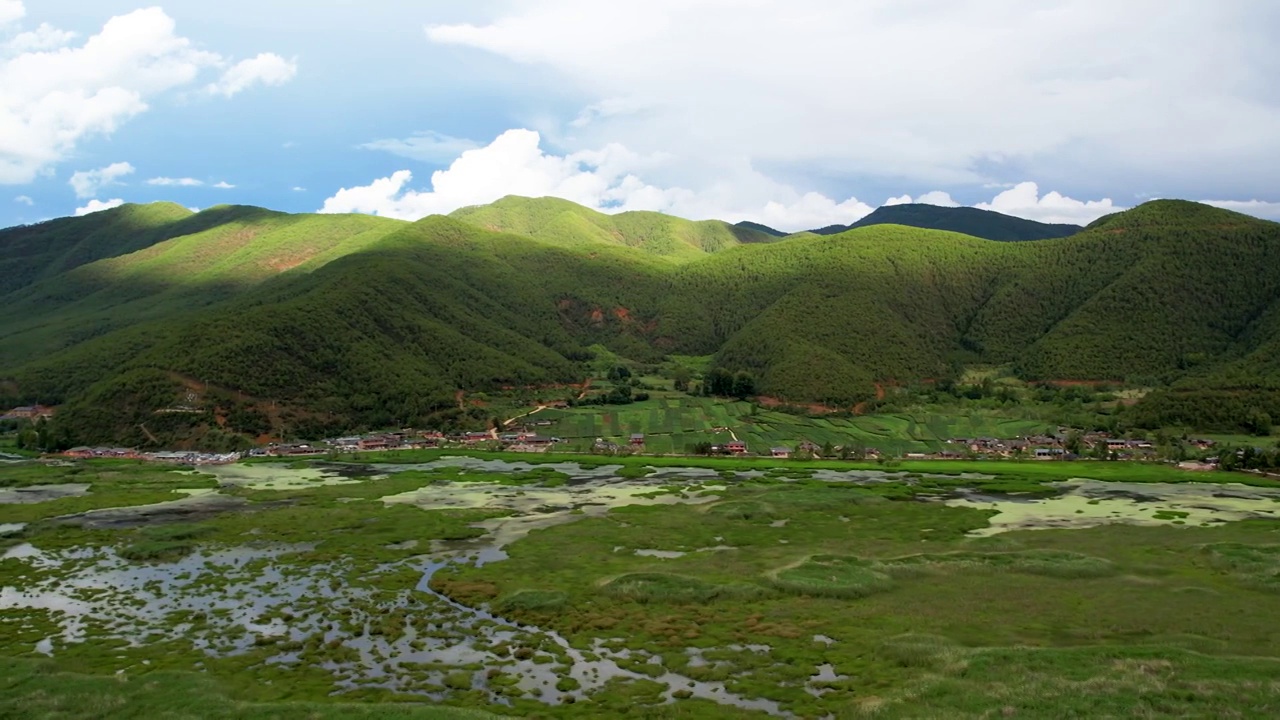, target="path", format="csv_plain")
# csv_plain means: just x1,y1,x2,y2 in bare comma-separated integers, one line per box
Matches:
503,405,547,428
